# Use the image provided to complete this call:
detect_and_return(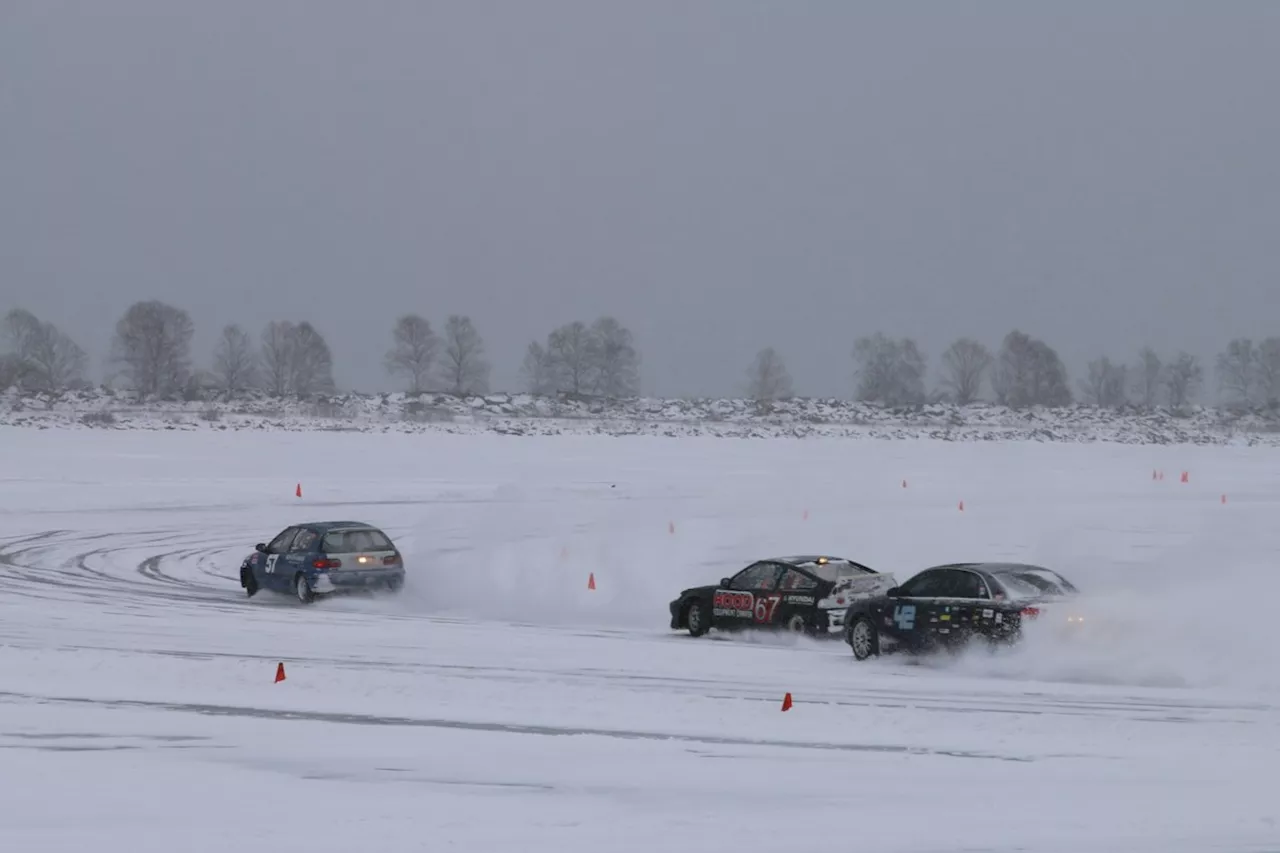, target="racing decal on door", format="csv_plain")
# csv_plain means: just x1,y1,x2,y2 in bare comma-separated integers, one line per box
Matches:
264,554,279,574
753,594,782,624
713,591,754,618
892,604,916,630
